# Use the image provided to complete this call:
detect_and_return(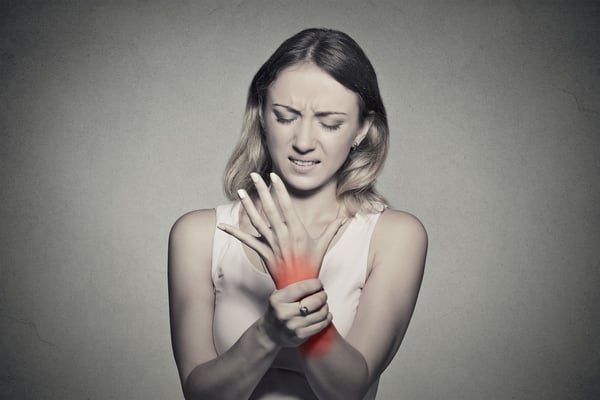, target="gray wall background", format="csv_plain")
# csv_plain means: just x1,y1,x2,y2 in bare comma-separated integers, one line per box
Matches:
1,1,599,399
